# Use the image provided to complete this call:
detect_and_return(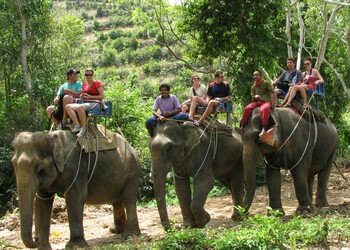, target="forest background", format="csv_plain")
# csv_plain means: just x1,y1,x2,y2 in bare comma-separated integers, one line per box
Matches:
0,0,349,215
